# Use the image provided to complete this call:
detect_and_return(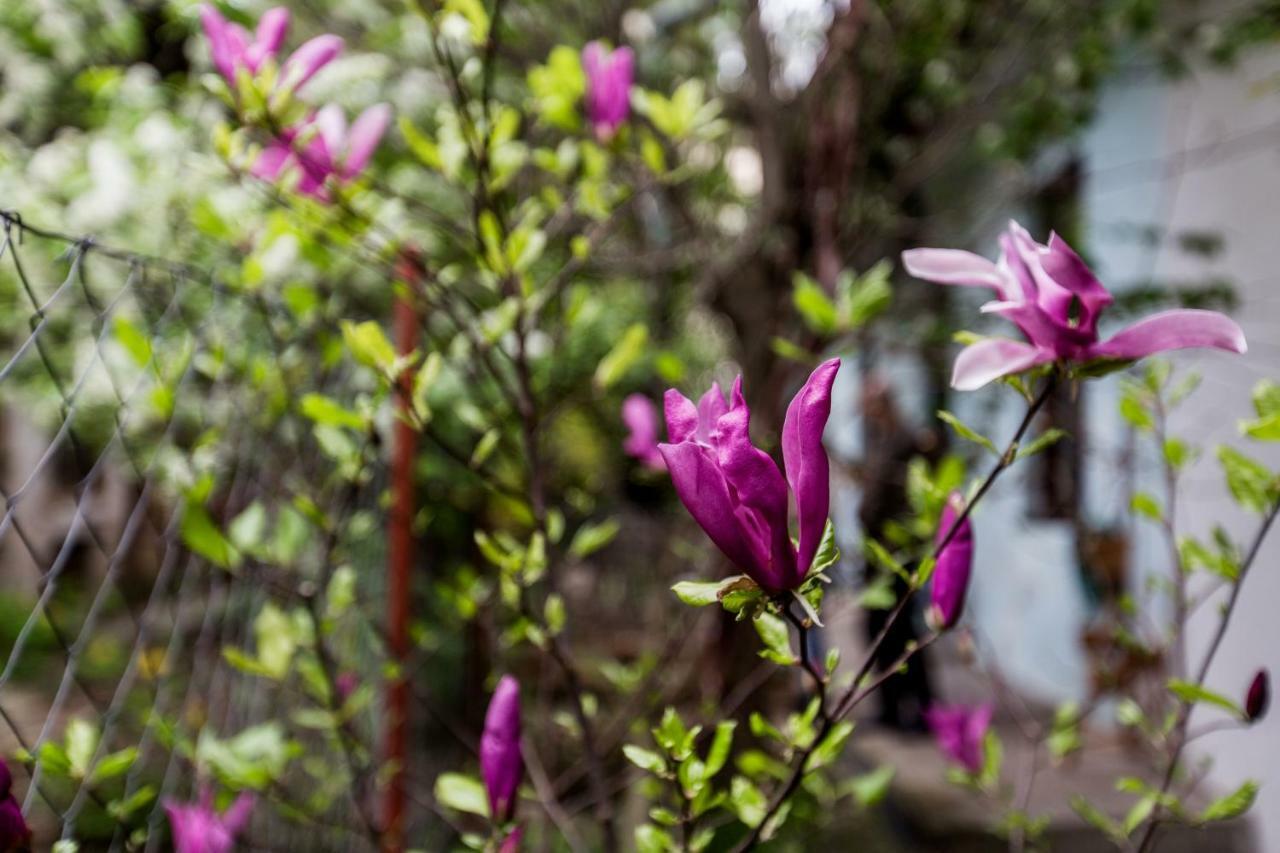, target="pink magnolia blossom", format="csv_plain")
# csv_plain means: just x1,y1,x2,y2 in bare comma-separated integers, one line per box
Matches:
924,704,993,774
929,493,973,630
622,394,665,470
480,675,523,823
199,4,343,94
902,221,1246,390
253,103,391,201
0,762,30,852
582,42,634,141
658,358,840,593
165,789,254,853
